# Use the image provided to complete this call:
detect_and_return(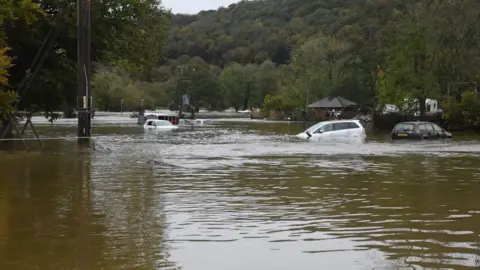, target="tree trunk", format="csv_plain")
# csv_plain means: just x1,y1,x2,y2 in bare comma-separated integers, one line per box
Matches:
1,119,14,141
243,81,251,111
419,96,426,120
